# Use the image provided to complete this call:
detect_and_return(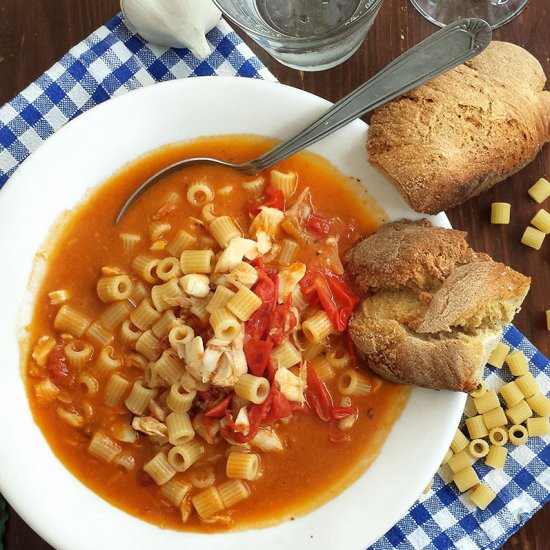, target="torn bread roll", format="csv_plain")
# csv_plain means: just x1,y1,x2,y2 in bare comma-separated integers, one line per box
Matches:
345,220,530,392
367,42,550,214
